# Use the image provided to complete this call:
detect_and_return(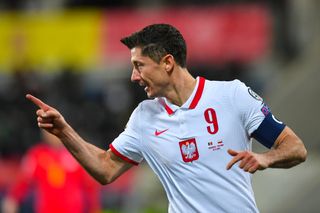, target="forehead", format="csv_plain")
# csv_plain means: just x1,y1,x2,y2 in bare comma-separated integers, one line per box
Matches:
130,47,151,63
130,47,142,57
